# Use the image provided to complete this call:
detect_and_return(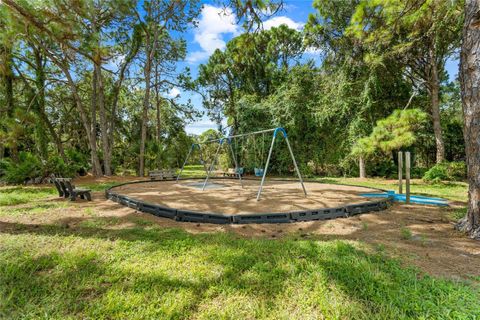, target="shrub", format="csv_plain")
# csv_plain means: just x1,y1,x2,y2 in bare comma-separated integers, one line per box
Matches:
45,155,77,178
423,161,466,182
65,148,89,175
446,161,467,180
0,152,43,184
